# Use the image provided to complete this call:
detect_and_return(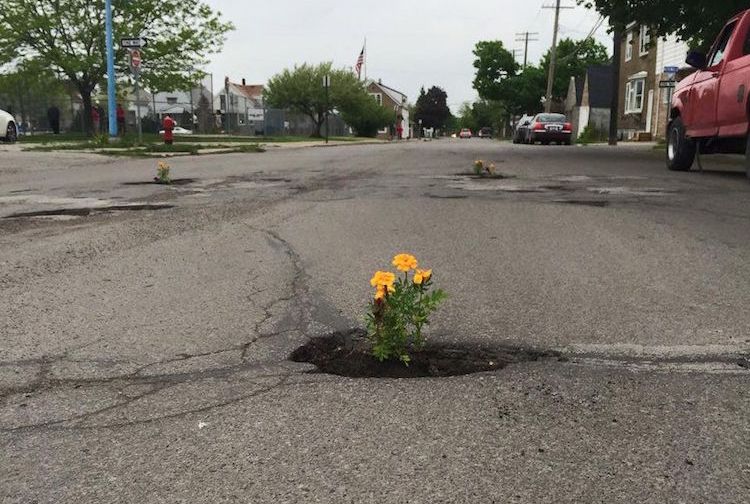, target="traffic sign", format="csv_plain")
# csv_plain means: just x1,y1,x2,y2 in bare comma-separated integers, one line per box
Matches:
664,66,679,74
659,80,676,89
121,37,148,49
130,49,142,70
